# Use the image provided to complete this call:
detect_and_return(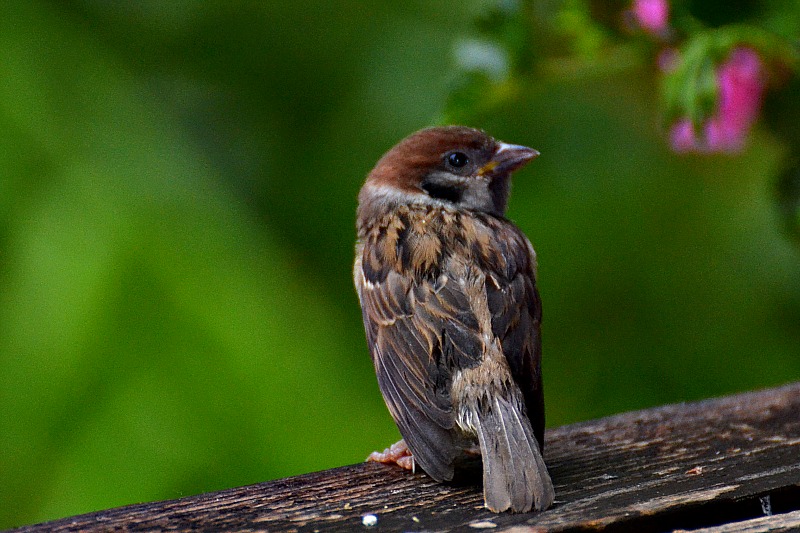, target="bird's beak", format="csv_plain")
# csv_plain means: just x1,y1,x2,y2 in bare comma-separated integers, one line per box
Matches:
478,142,540,176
